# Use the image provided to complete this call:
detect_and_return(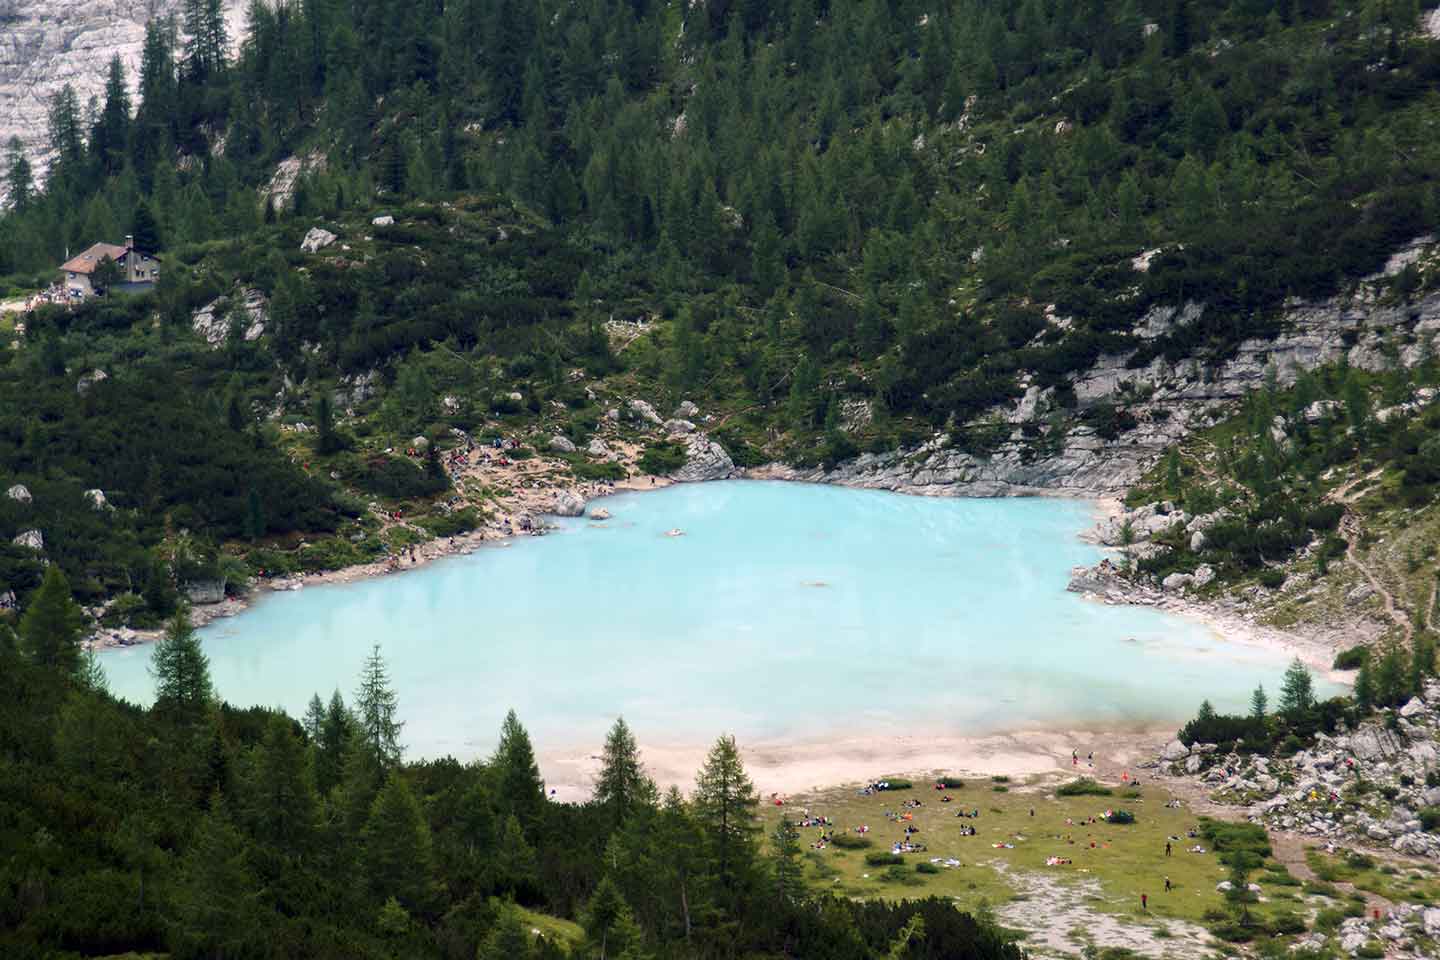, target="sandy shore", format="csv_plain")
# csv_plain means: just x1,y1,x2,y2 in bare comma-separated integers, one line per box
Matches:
540,725,1174,804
